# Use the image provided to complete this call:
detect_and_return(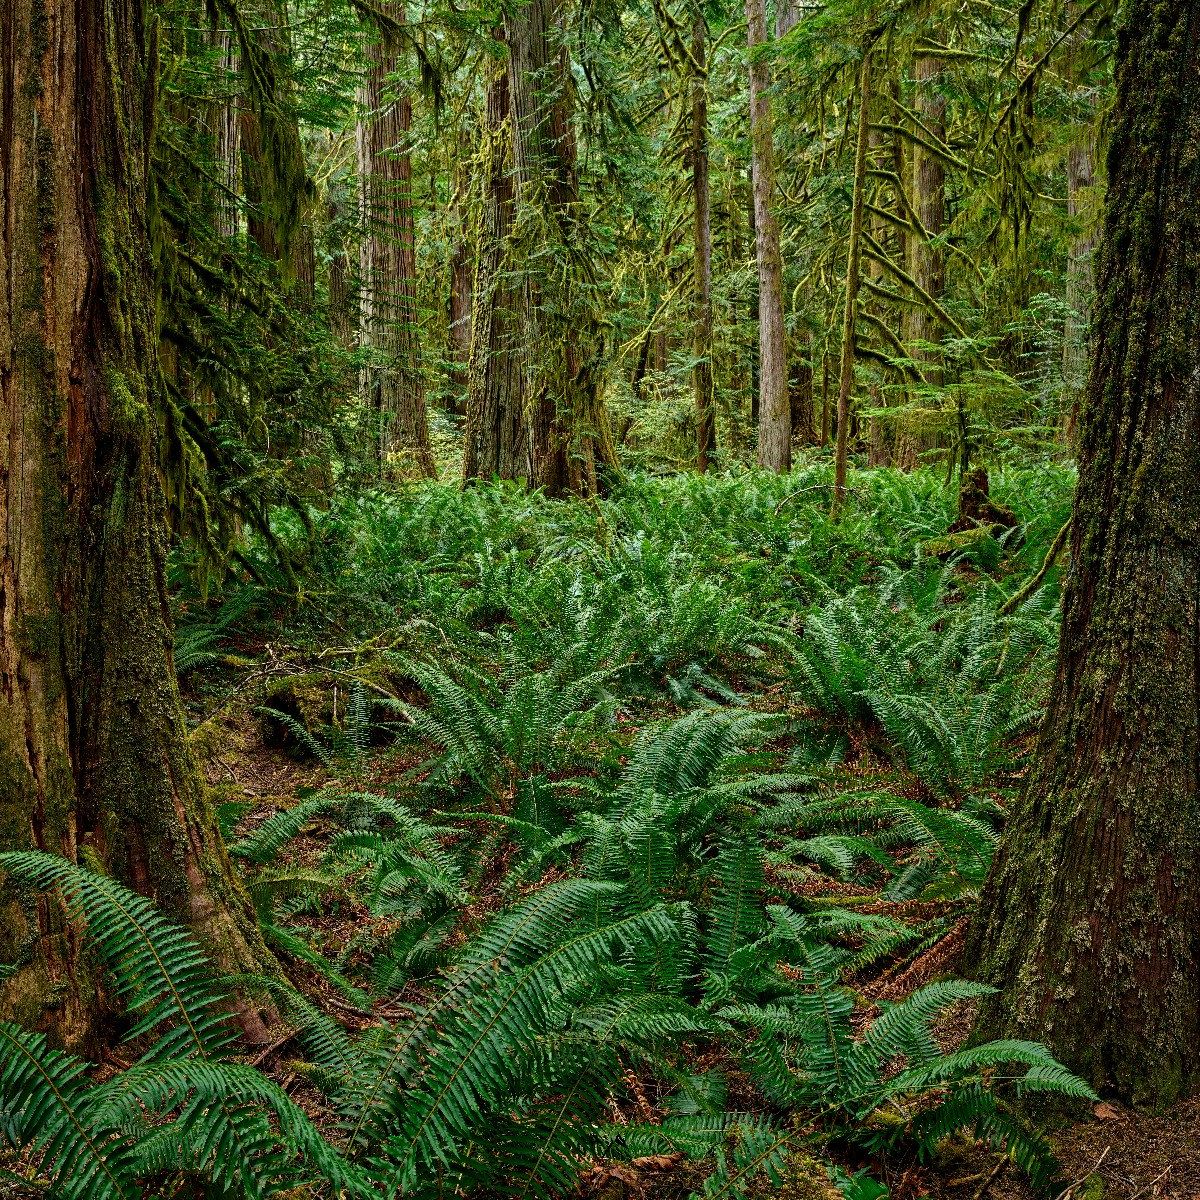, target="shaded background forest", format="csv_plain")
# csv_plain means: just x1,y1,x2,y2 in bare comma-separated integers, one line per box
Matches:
161,0,1106,547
